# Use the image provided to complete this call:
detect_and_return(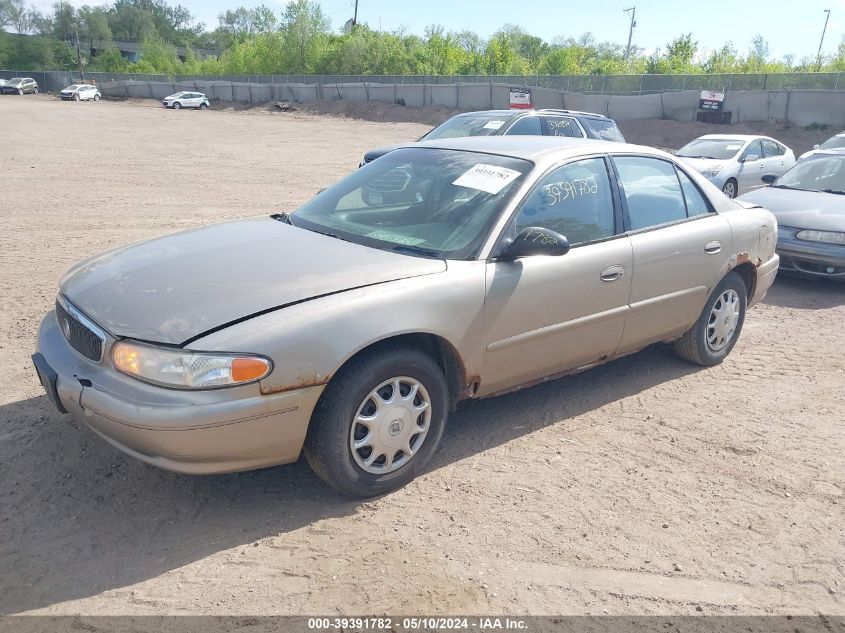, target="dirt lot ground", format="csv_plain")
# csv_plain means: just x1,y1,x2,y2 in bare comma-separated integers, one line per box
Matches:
1,96,843,616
